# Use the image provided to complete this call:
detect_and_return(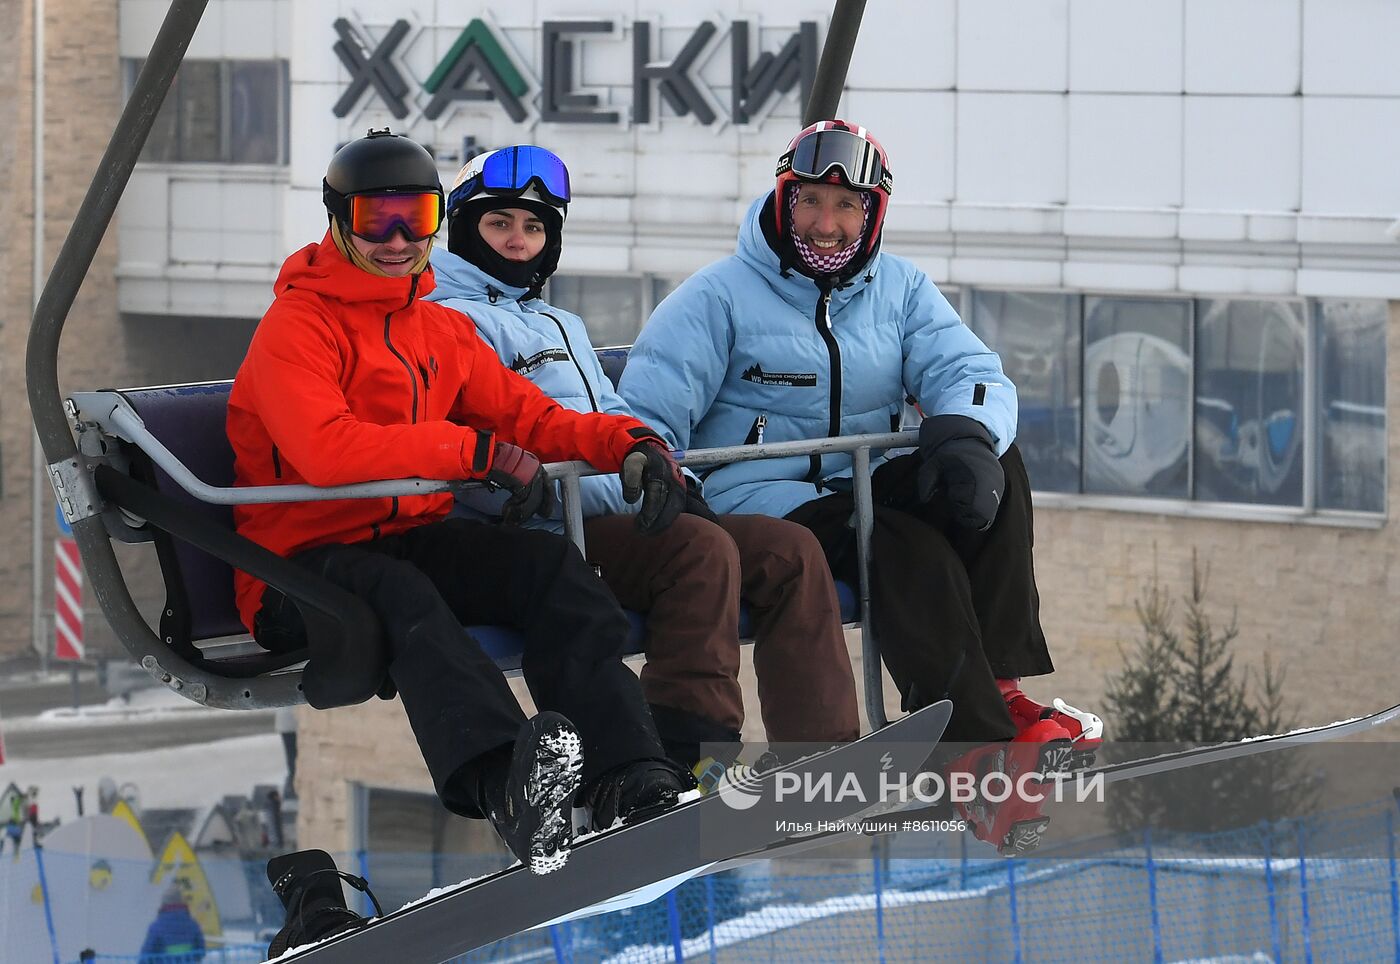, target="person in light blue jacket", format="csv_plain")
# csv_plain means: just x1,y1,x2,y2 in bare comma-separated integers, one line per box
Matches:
425,146,859,778
619,121,1103,855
